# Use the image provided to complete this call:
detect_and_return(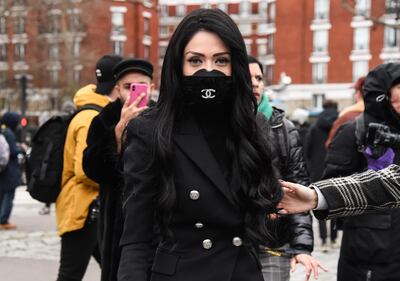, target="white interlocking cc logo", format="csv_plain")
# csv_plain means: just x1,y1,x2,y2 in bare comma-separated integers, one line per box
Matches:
201,89,216,99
